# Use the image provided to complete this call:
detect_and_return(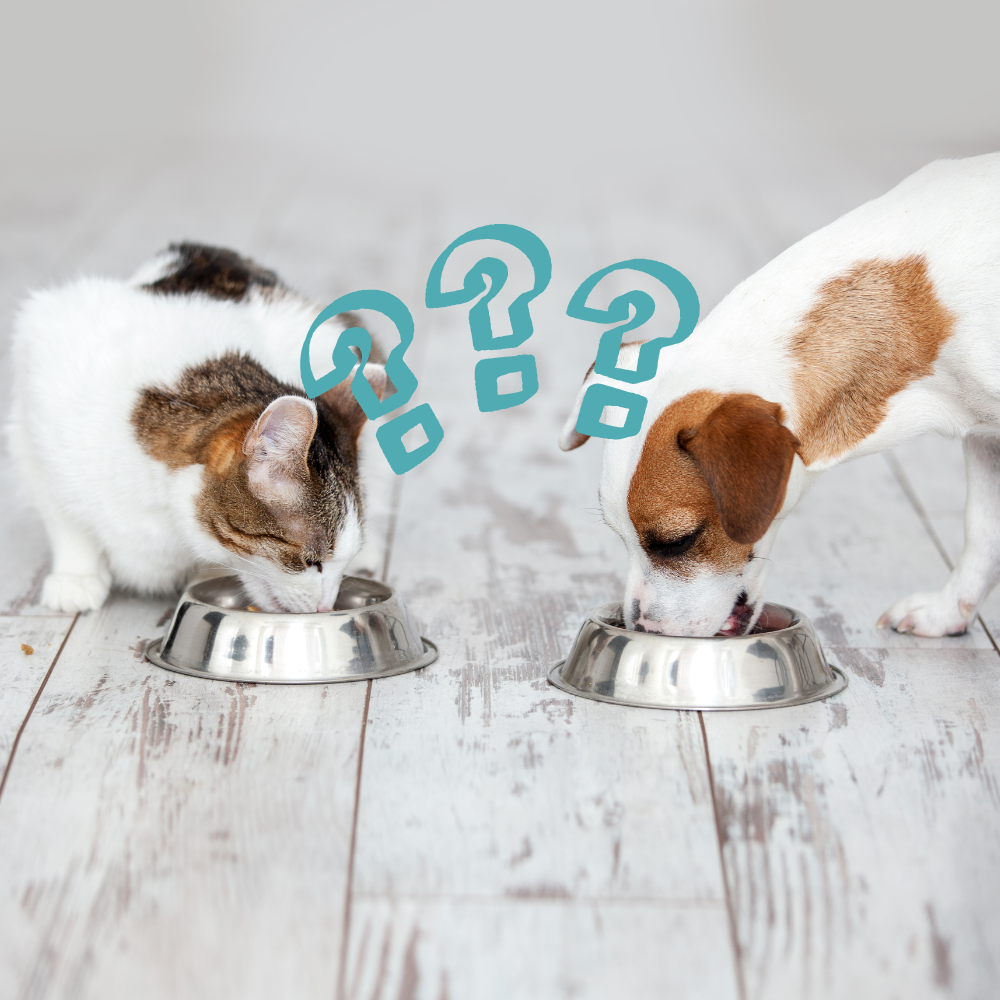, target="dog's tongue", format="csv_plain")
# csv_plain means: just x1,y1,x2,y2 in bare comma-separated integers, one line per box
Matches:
717,597,754,636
